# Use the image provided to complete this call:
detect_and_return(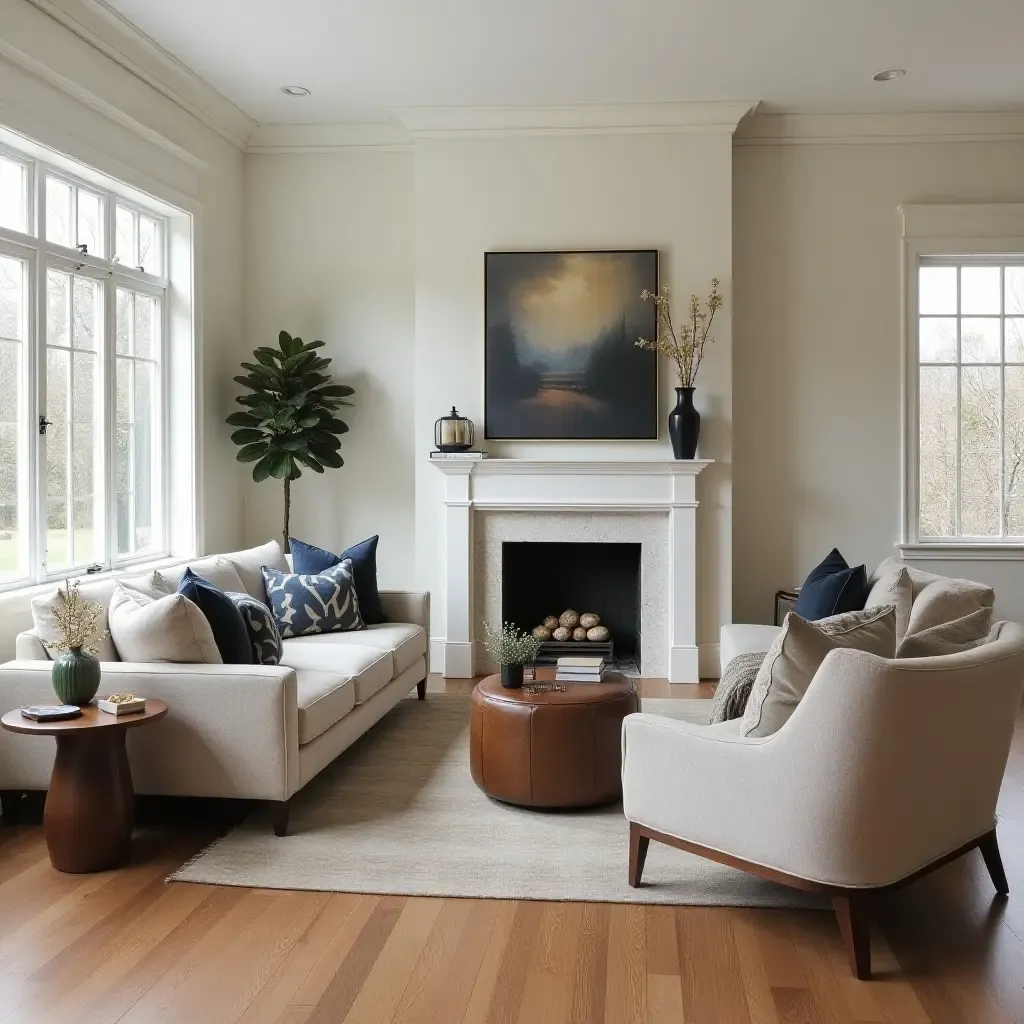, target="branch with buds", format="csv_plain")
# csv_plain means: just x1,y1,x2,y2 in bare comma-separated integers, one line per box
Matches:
636,279,723,389
41,580,109,656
